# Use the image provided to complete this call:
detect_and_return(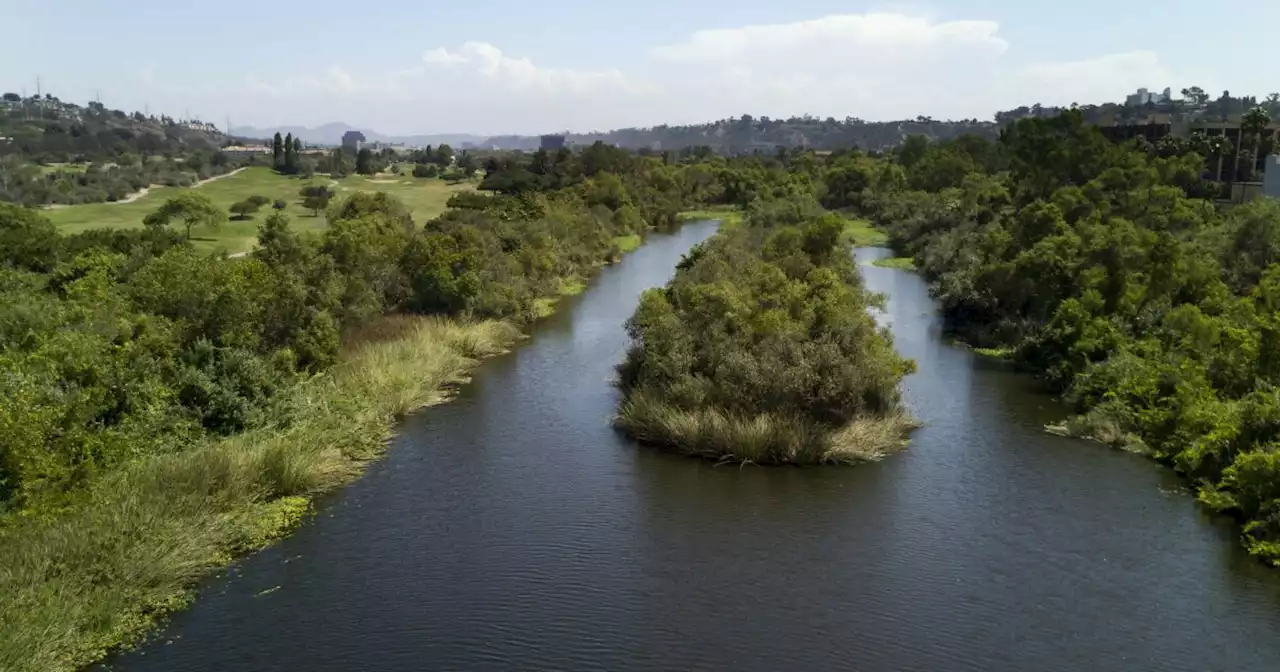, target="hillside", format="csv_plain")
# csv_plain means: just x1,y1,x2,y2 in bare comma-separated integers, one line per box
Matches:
230,122,487,148
0,93,227,160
